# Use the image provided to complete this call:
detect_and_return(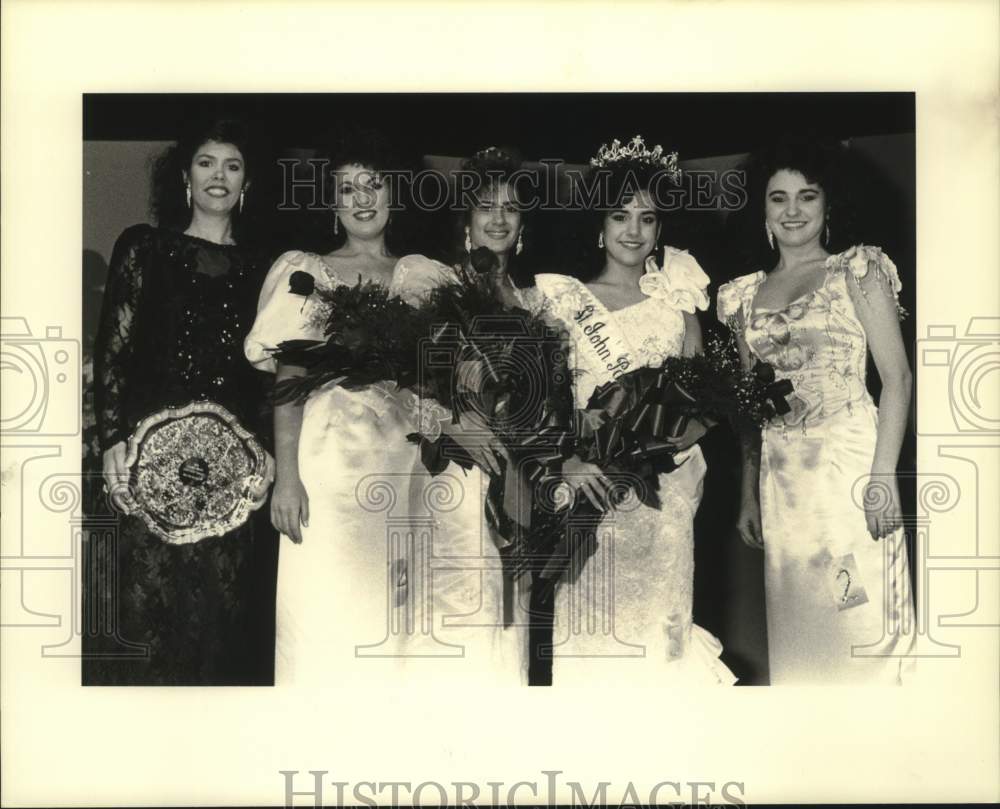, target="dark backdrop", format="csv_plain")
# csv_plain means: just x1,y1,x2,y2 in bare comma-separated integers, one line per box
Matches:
83,93,916,685
84,92,913,164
